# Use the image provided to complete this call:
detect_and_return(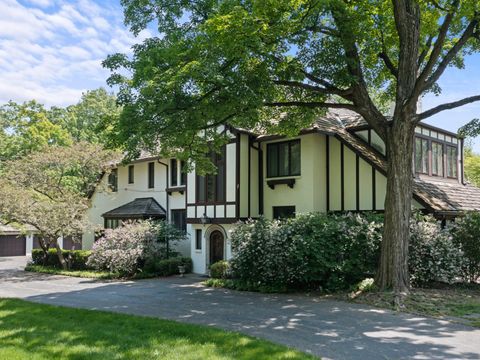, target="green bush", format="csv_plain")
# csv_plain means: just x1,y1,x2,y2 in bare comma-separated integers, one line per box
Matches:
230,213,383,291
451,211,480,283
143,257,193,276
409,213,464,286
210,260,230,279
31,249,92,270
